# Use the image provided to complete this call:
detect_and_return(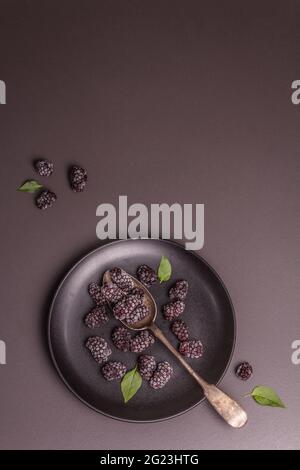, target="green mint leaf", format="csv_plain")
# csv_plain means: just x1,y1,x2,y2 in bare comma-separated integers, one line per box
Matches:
121,365,142,403
18,180,43,193
157,256,172,282
250,386,286,408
